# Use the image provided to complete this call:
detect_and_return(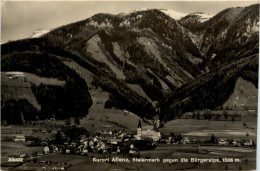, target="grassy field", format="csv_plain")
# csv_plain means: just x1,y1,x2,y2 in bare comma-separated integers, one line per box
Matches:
1,123,60,149
1,142,43,162
161,117,257,142
1,72,66,111
80,87,150,132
